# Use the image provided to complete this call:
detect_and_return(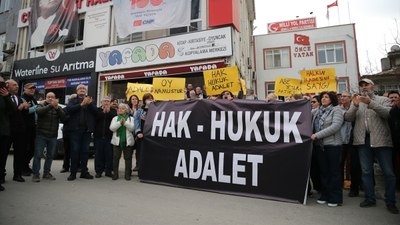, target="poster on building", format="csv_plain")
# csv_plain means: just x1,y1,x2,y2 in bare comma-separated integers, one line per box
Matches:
152,77,185,100
113,0,190,38
300,68,337,93
30,0,78,48
139,99,313,204
126,83,153,100
203,66,241,96
83,6,111,48
275,77,302,96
